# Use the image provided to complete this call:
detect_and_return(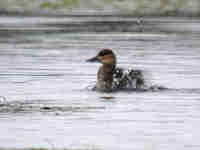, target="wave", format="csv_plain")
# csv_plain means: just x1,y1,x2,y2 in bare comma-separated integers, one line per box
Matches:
0,0,200,16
